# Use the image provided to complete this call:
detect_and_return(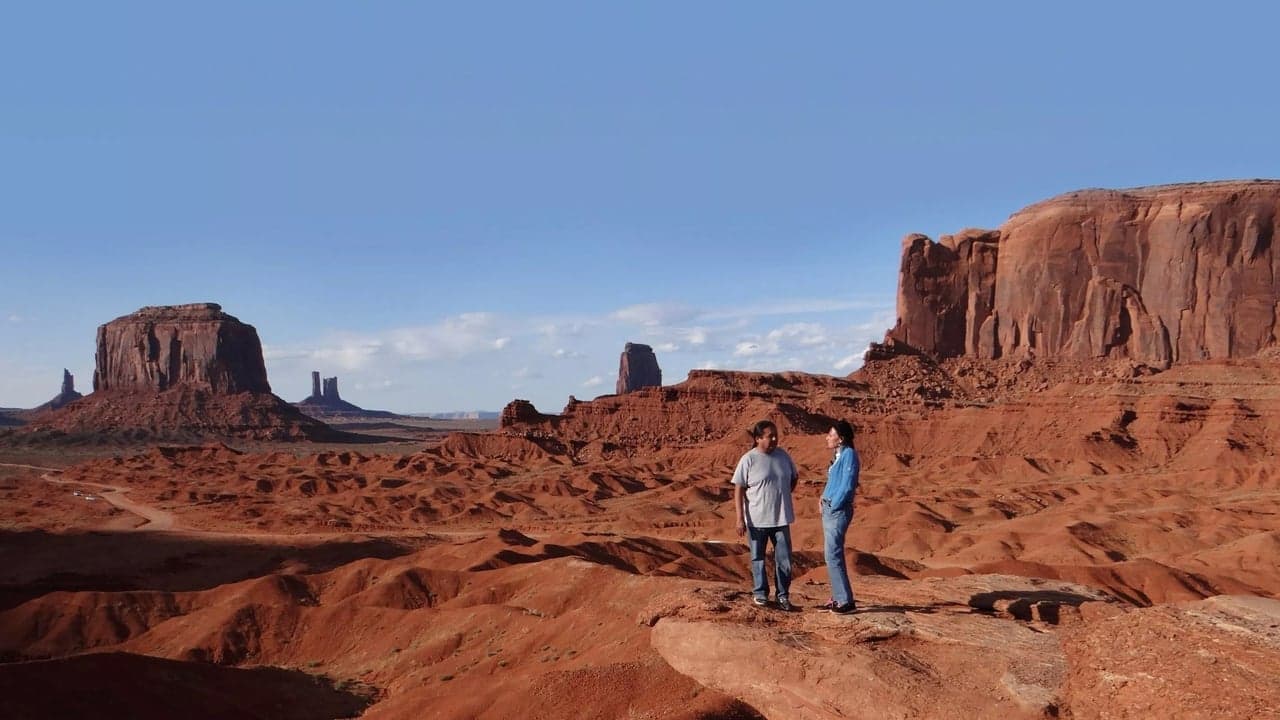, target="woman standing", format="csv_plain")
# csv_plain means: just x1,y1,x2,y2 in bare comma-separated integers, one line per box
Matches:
732,420,799,611
821,419,860,614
